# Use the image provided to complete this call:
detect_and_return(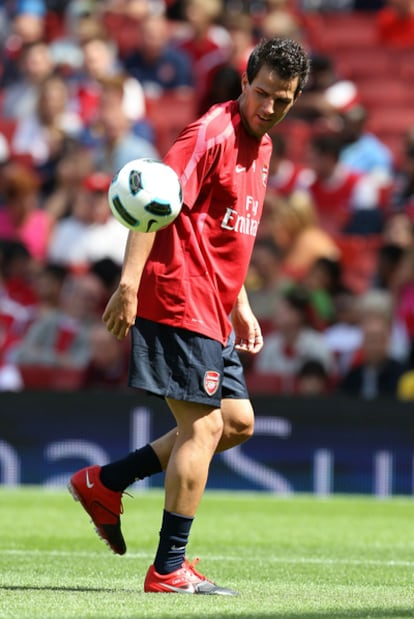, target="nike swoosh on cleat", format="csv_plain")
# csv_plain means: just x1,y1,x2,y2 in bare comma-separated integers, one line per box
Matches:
161,583,196,594
85,470,94,489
